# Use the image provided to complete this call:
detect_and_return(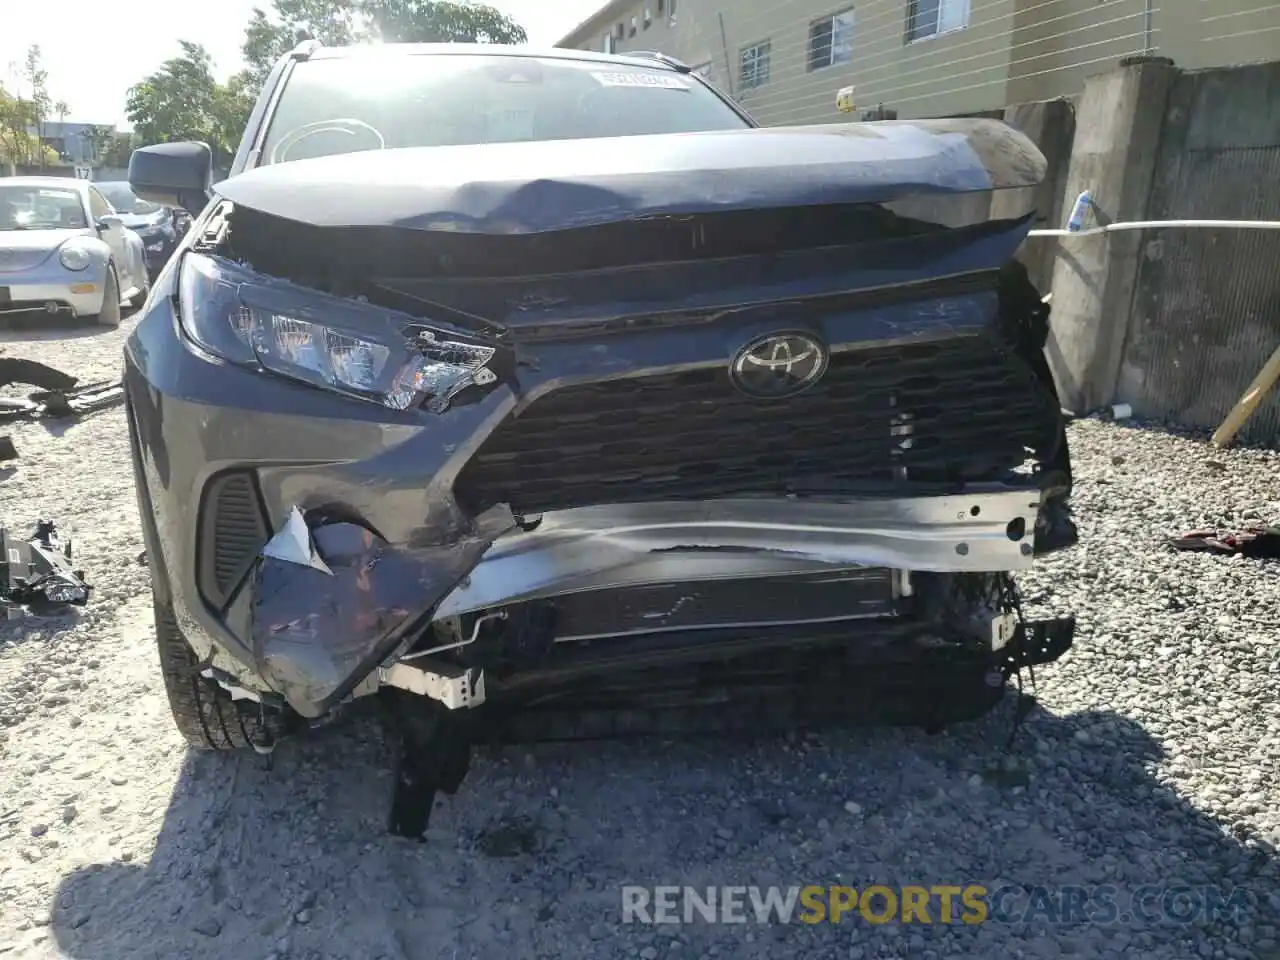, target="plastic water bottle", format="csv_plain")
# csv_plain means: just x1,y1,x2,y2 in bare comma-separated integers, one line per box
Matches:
1066,190,1092,232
